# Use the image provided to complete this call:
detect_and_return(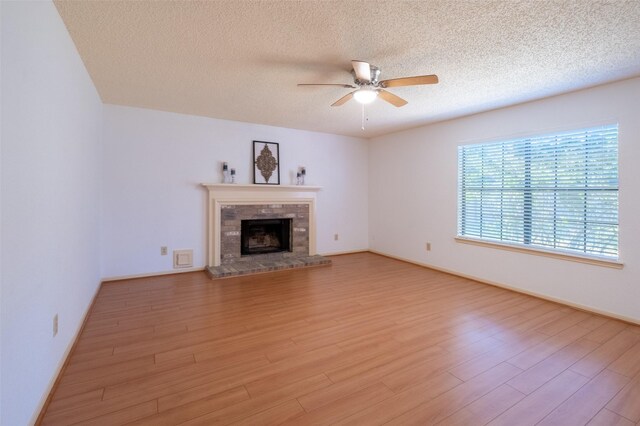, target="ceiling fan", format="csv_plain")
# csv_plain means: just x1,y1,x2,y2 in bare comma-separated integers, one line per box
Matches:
298,60,438,107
